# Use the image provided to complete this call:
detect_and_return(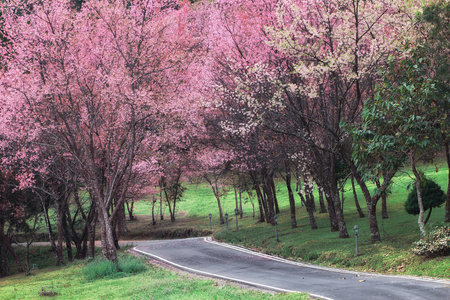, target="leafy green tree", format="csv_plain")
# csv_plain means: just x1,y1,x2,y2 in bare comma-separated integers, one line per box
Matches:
405,178,446,225
356,52,444,236
416,1,450,222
